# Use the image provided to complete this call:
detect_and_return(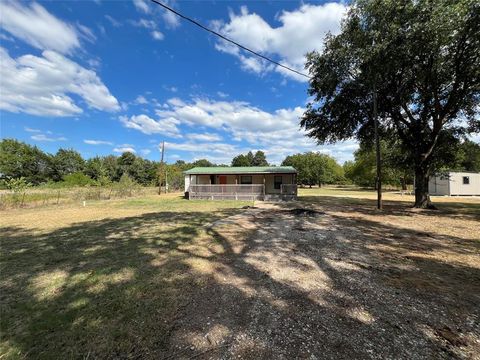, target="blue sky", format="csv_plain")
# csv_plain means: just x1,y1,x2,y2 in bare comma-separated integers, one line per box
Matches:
0,0,357,164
